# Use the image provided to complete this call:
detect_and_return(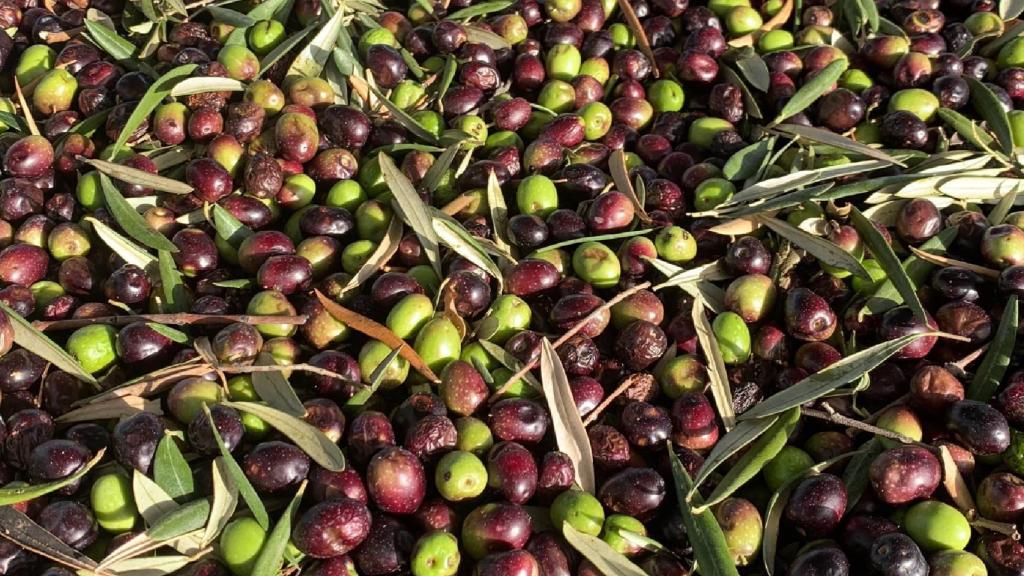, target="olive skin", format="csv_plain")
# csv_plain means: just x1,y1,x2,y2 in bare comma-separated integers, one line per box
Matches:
292,498,372,559
869,445,942,505
784,474,847,535
367,446,427,514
